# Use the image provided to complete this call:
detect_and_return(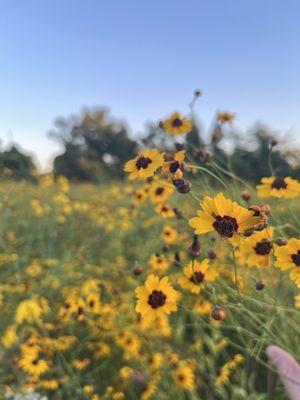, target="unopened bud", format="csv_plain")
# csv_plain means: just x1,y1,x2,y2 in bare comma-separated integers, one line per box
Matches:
175,142,185,151
211,307,226,321
208,250,217,260
275,238,287,246
173,251,181,267
196,150,210,163
187,235,201,257
133,266,143,275
173,179,191,194
270,138,278,147
173,208,183,219
241,190,252,201
255,281,265,291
